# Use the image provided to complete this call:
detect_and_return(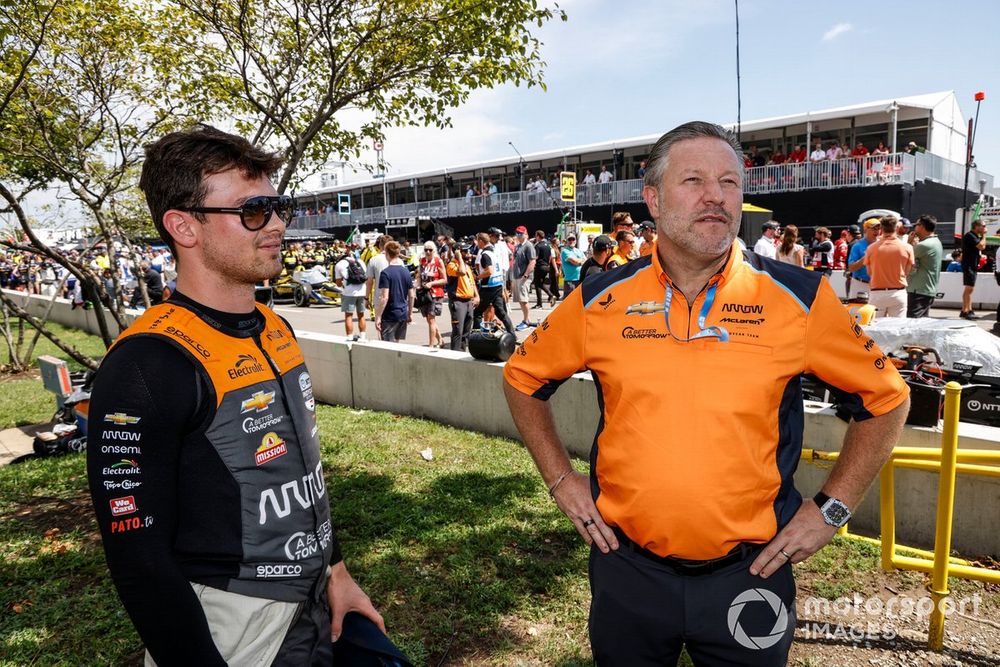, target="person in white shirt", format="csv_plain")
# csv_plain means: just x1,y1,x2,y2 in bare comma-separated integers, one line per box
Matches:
809,140,826,163
488,227,511,291
753,221,780,260
335,251,368,341
598,165,613,184
582,170,596,185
